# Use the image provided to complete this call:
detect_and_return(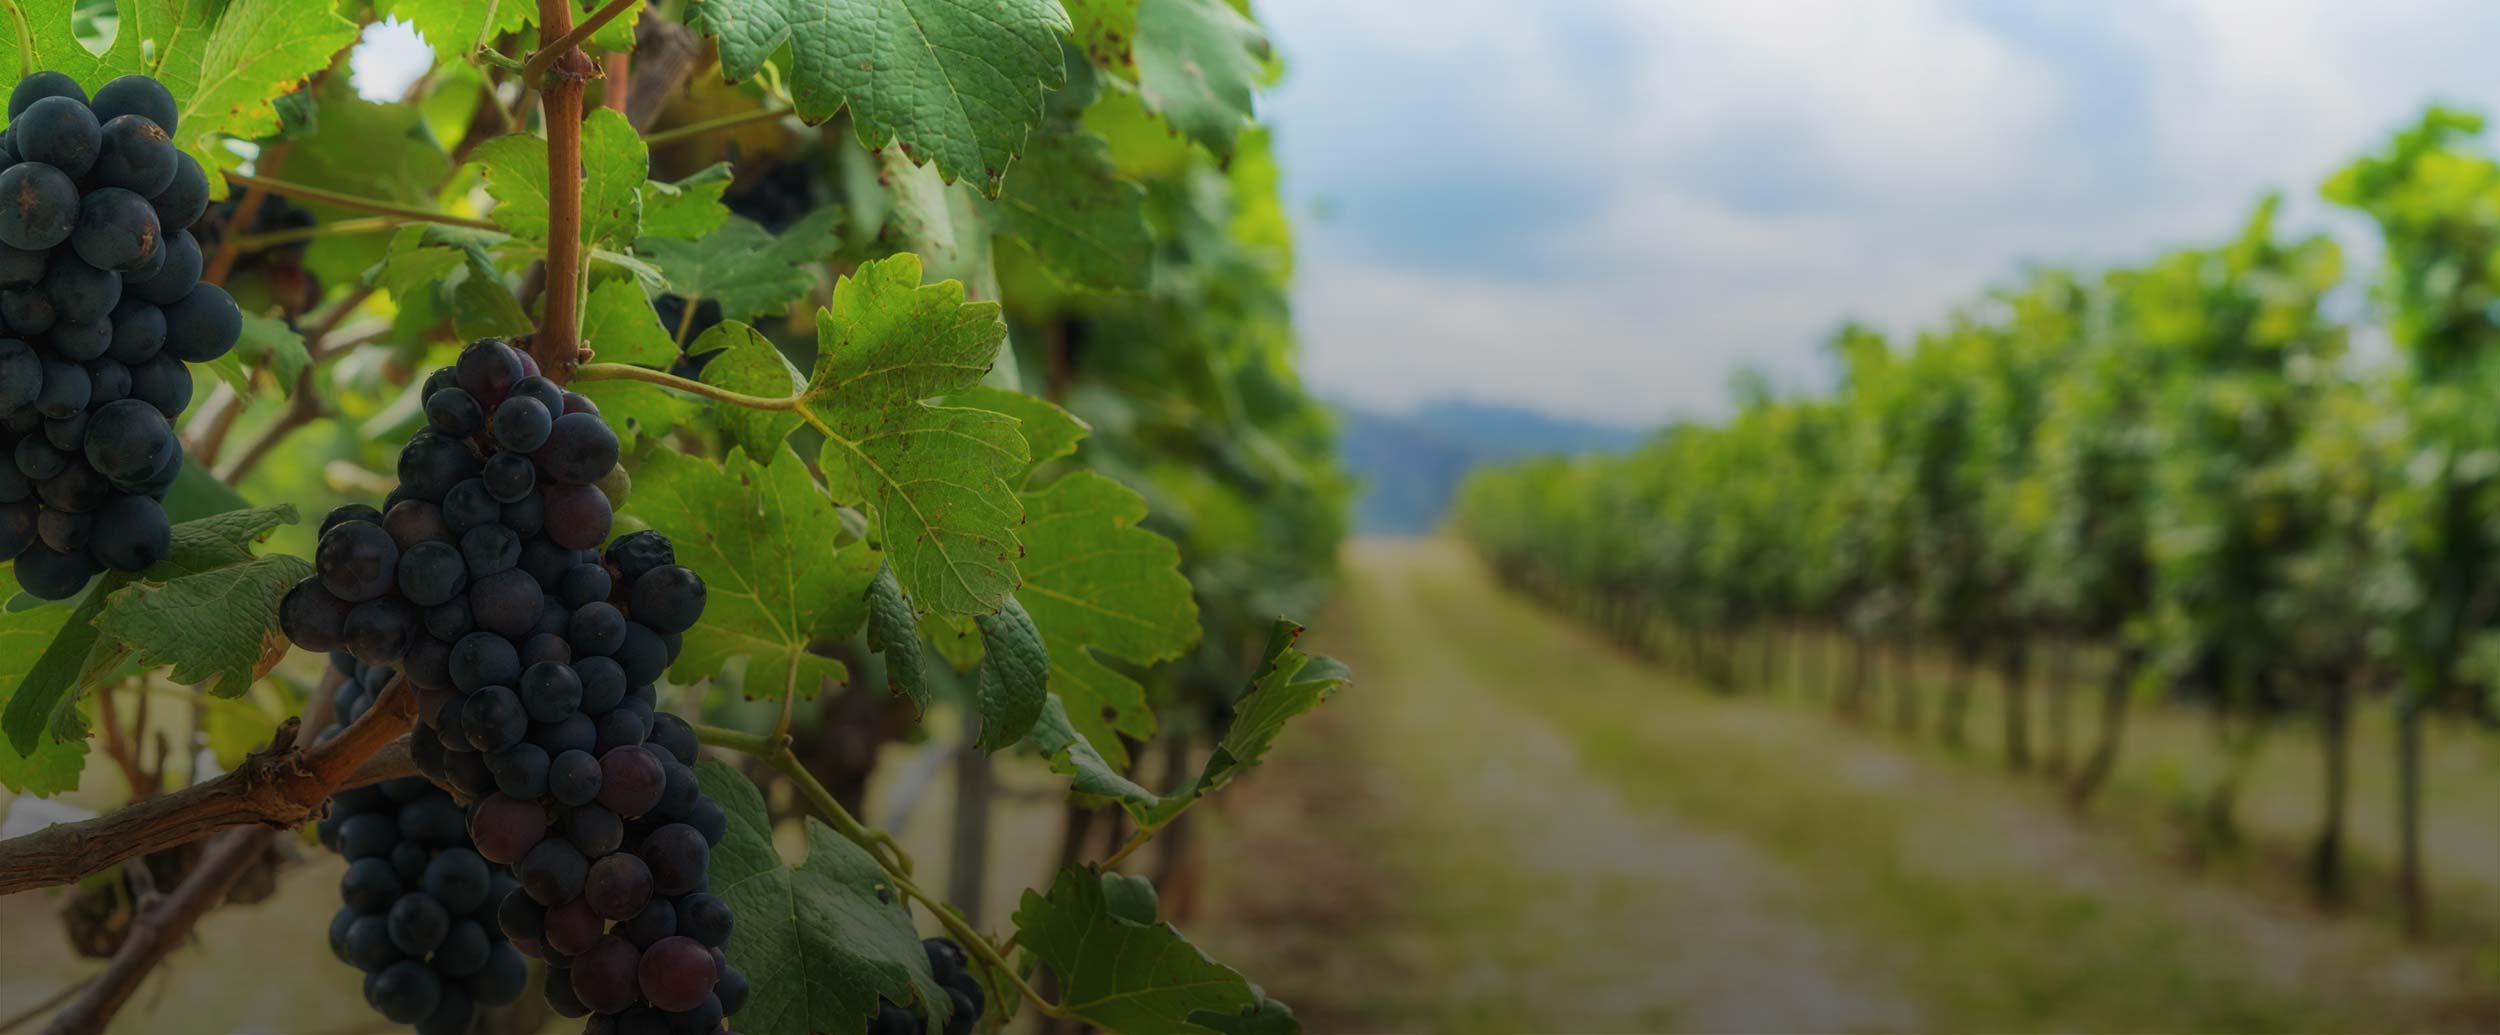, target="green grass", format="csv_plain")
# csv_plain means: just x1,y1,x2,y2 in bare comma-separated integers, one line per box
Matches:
1205,539,2499,1032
